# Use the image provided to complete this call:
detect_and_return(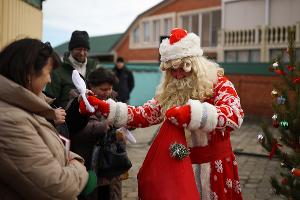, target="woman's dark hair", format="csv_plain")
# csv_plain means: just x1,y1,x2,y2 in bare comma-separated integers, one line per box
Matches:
0,38,61,87
87,67,118,87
